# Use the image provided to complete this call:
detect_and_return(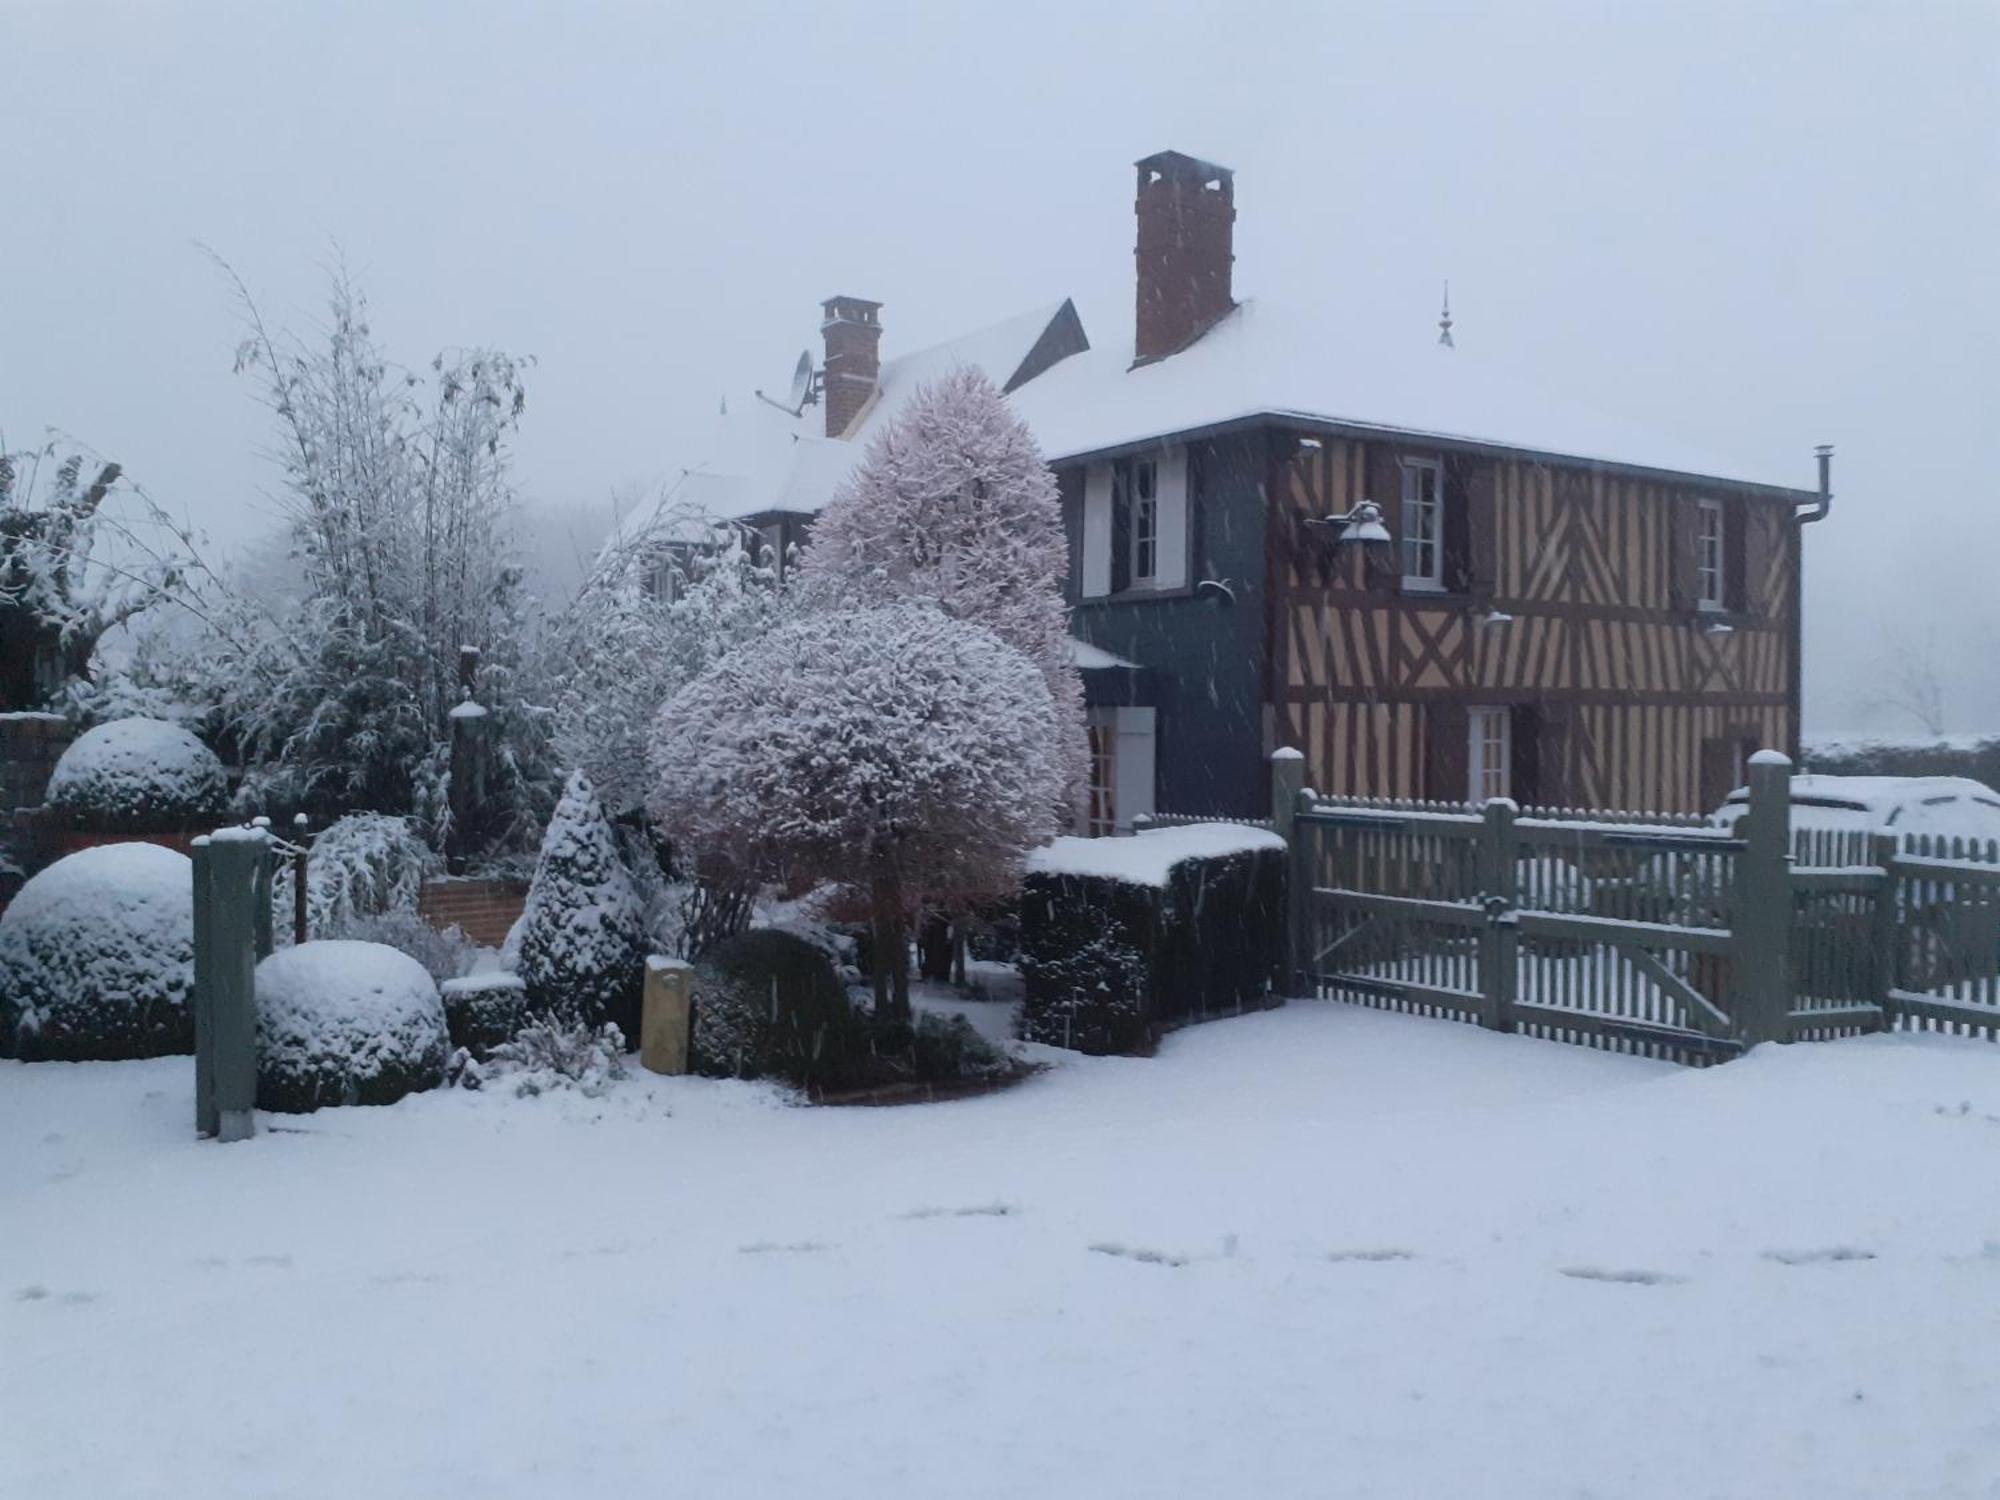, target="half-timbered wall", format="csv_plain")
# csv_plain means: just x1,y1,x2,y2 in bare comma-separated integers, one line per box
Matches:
1268,431,1800,813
